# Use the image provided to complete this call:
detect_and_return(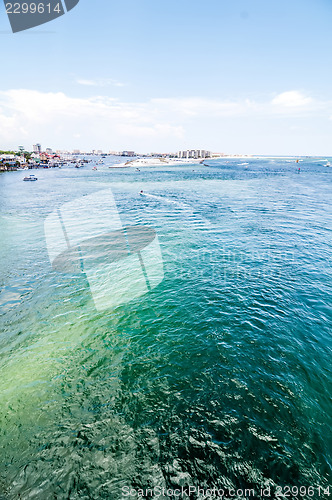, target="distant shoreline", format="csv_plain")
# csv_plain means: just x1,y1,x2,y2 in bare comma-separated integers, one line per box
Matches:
109,155,328,168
